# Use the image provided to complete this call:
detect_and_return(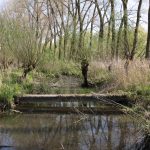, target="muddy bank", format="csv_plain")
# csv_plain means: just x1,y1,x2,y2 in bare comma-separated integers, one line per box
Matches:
31,74,115,94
